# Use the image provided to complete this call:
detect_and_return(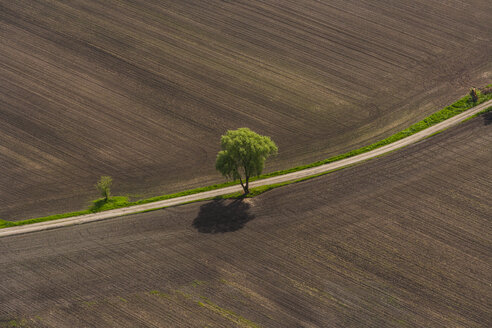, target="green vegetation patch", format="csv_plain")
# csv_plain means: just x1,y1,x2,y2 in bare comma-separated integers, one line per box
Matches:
191,280,206,287
1,89,491,228
90,196,130,212
149,290,171,299
197,296,260,328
